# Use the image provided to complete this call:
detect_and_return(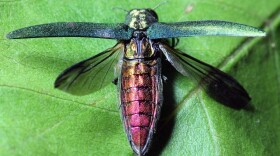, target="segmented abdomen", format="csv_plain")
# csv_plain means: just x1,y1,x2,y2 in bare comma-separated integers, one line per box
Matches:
120,59,161,154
